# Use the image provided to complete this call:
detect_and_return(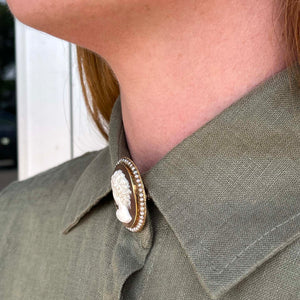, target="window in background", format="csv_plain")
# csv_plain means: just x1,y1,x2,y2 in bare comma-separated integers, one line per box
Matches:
0,2,17,191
